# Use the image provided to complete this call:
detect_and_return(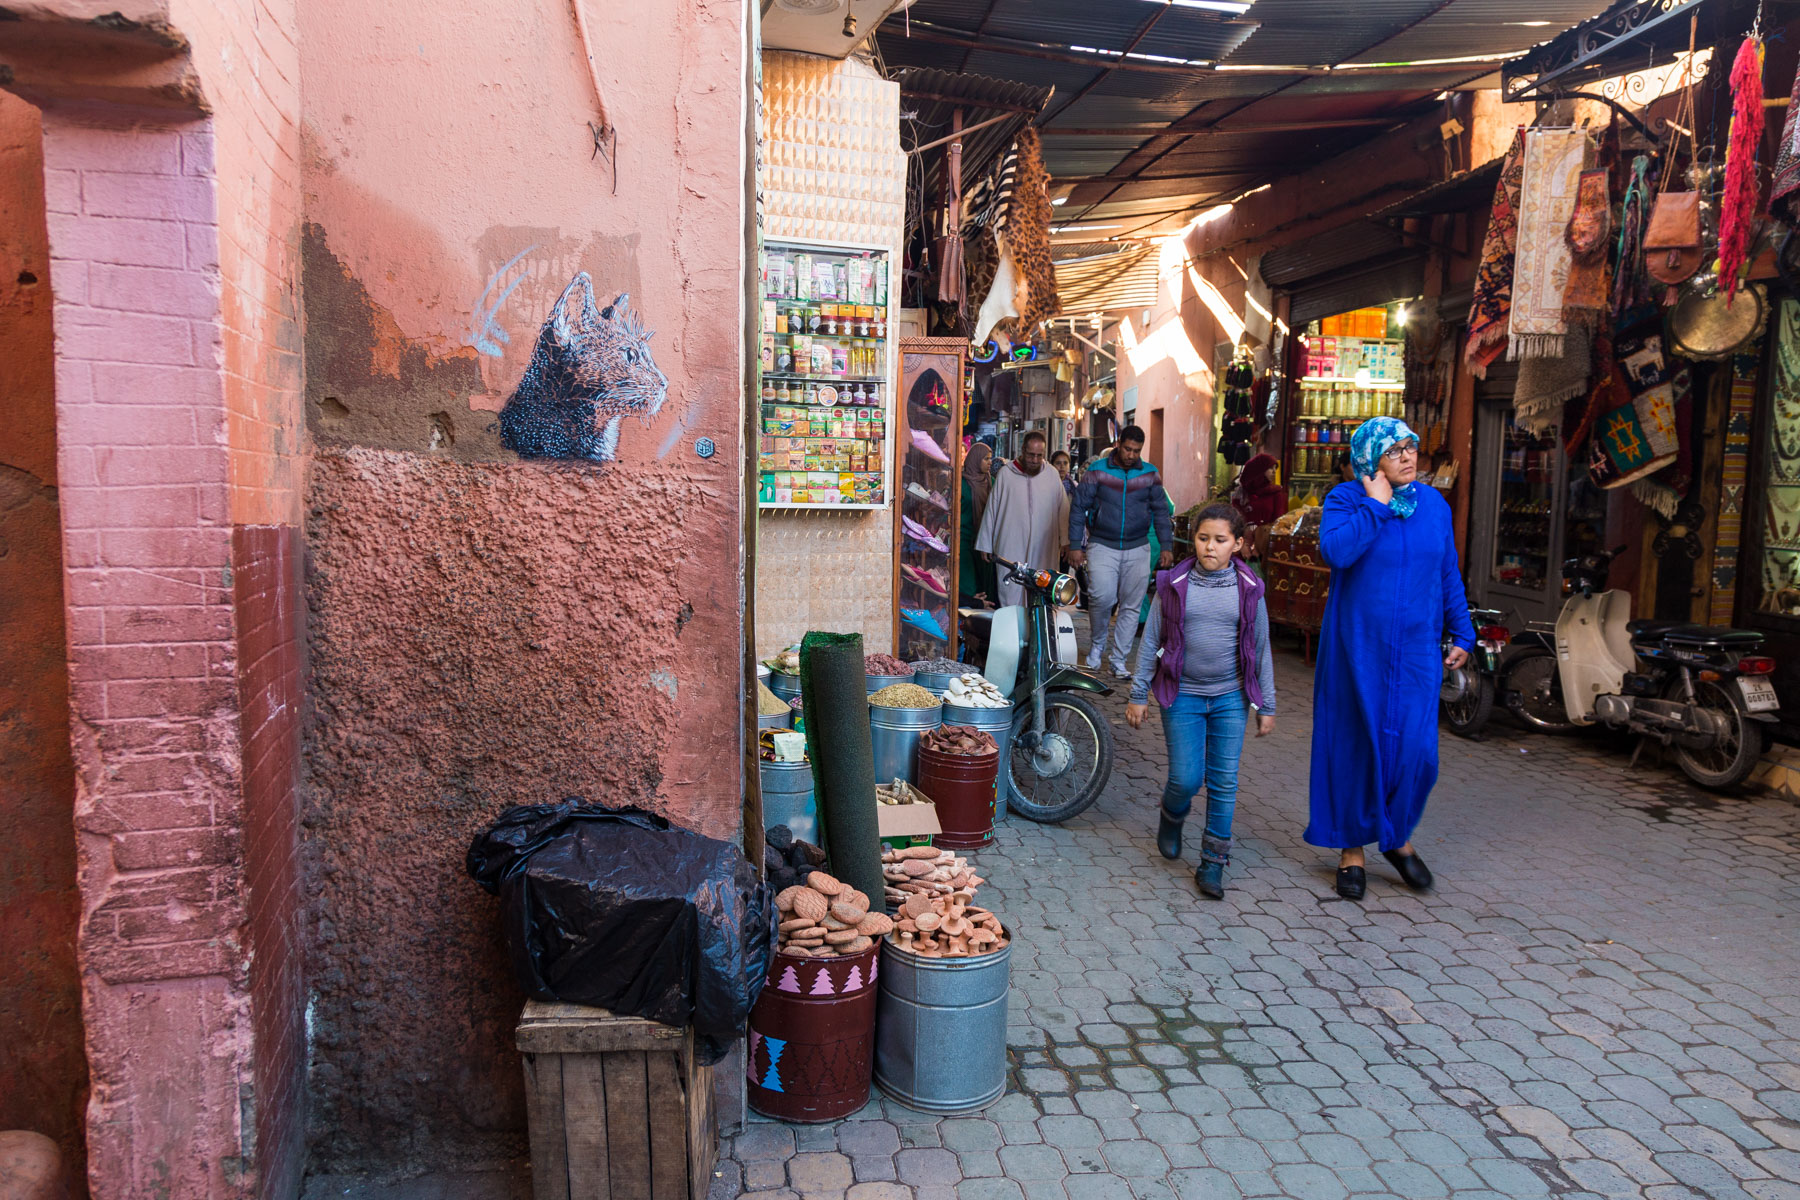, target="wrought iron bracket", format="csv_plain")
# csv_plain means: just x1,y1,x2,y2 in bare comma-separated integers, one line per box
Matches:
1503,0,1706,102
